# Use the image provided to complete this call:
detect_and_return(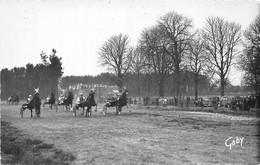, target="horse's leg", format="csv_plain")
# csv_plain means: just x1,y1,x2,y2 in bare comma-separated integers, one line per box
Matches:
35,109,37,118
118,106,121,115
116,106,119,115
119,106,122,114
86,107,89,117
88,107,91,116
38,107,41,117
31,109,33,118
74,108,76,117
95,104,97,112
86,107,90,117
103,105,107,115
